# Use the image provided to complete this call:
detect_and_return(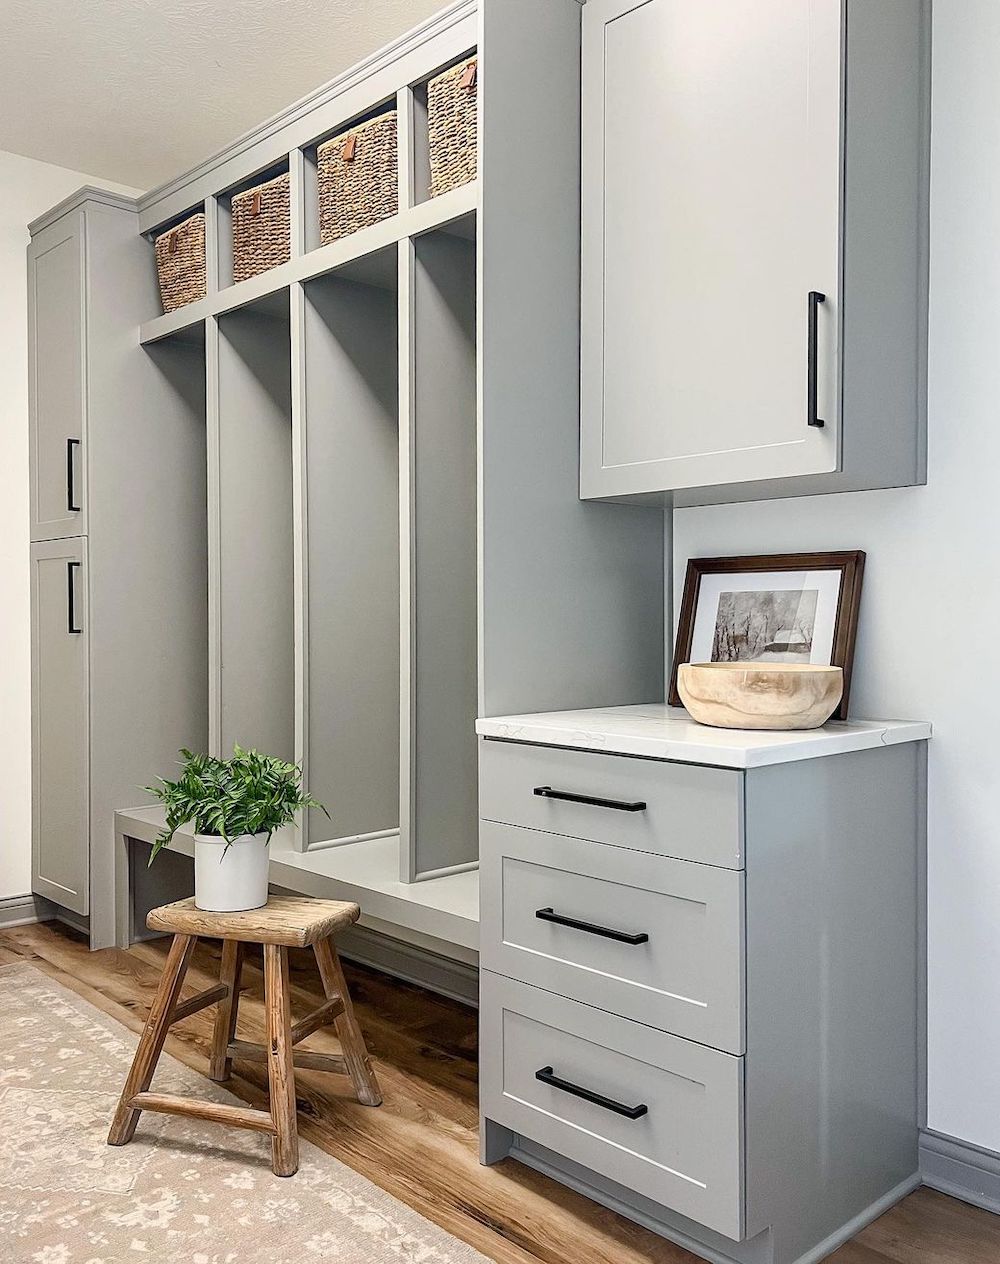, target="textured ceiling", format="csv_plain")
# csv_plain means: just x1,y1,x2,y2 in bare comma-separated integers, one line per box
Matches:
0,0,444,191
